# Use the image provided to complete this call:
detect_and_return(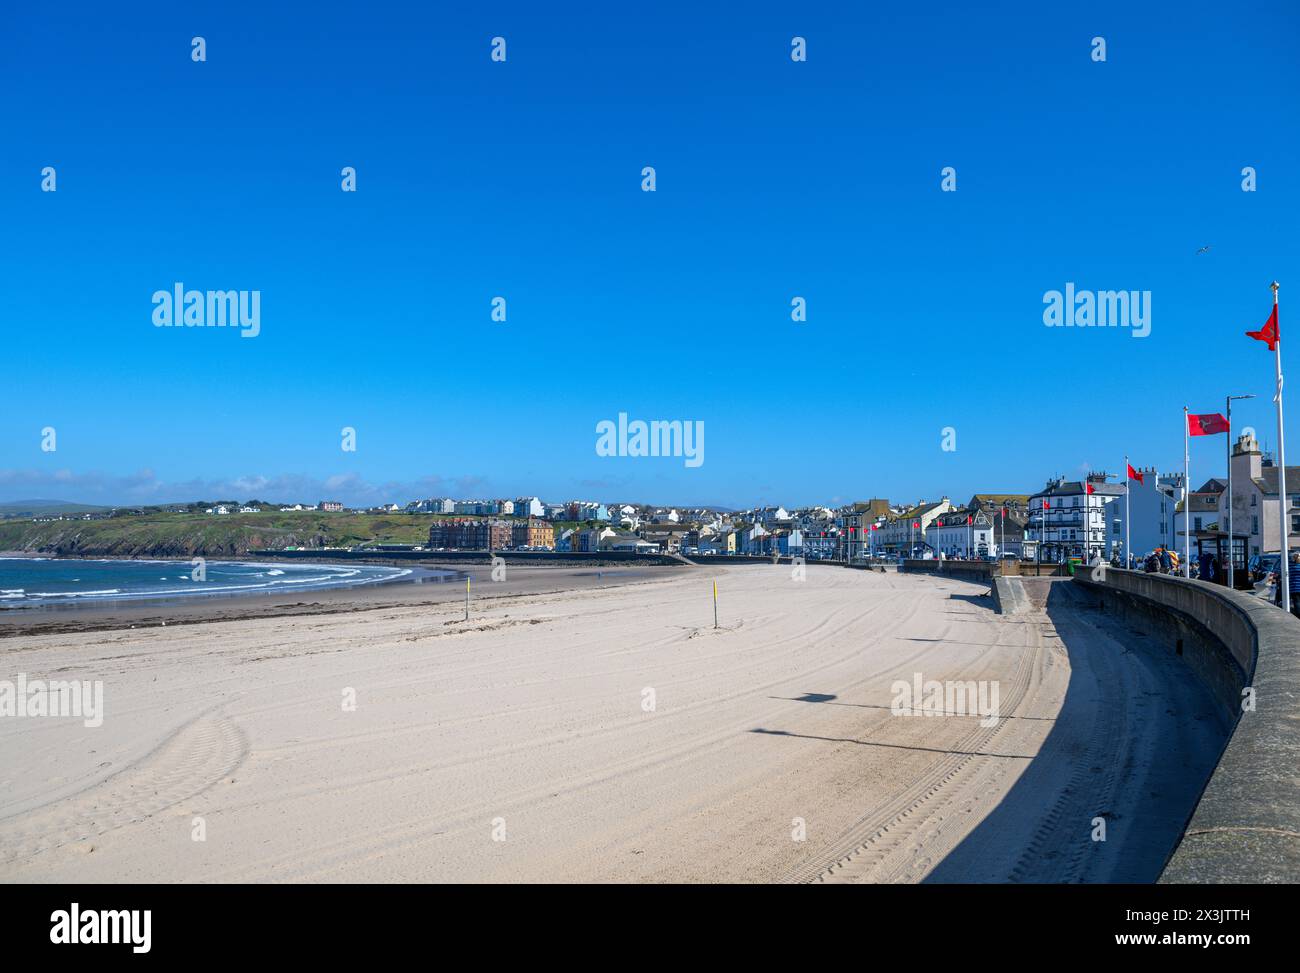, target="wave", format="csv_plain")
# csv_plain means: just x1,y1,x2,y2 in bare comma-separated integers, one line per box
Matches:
0,559,413,607
26,588,124,598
